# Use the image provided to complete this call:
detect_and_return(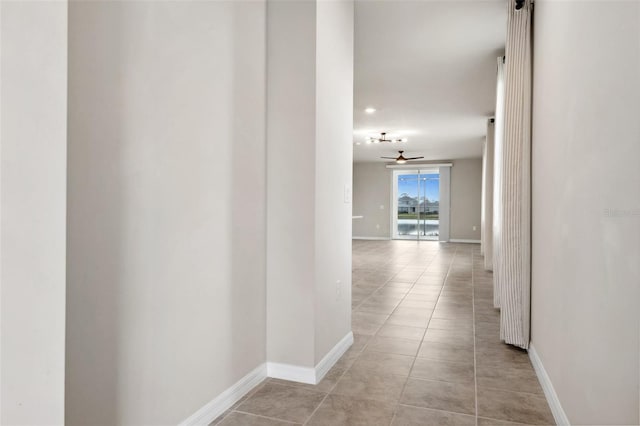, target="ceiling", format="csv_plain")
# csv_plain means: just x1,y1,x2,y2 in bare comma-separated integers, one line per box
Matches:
353,0,506,162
